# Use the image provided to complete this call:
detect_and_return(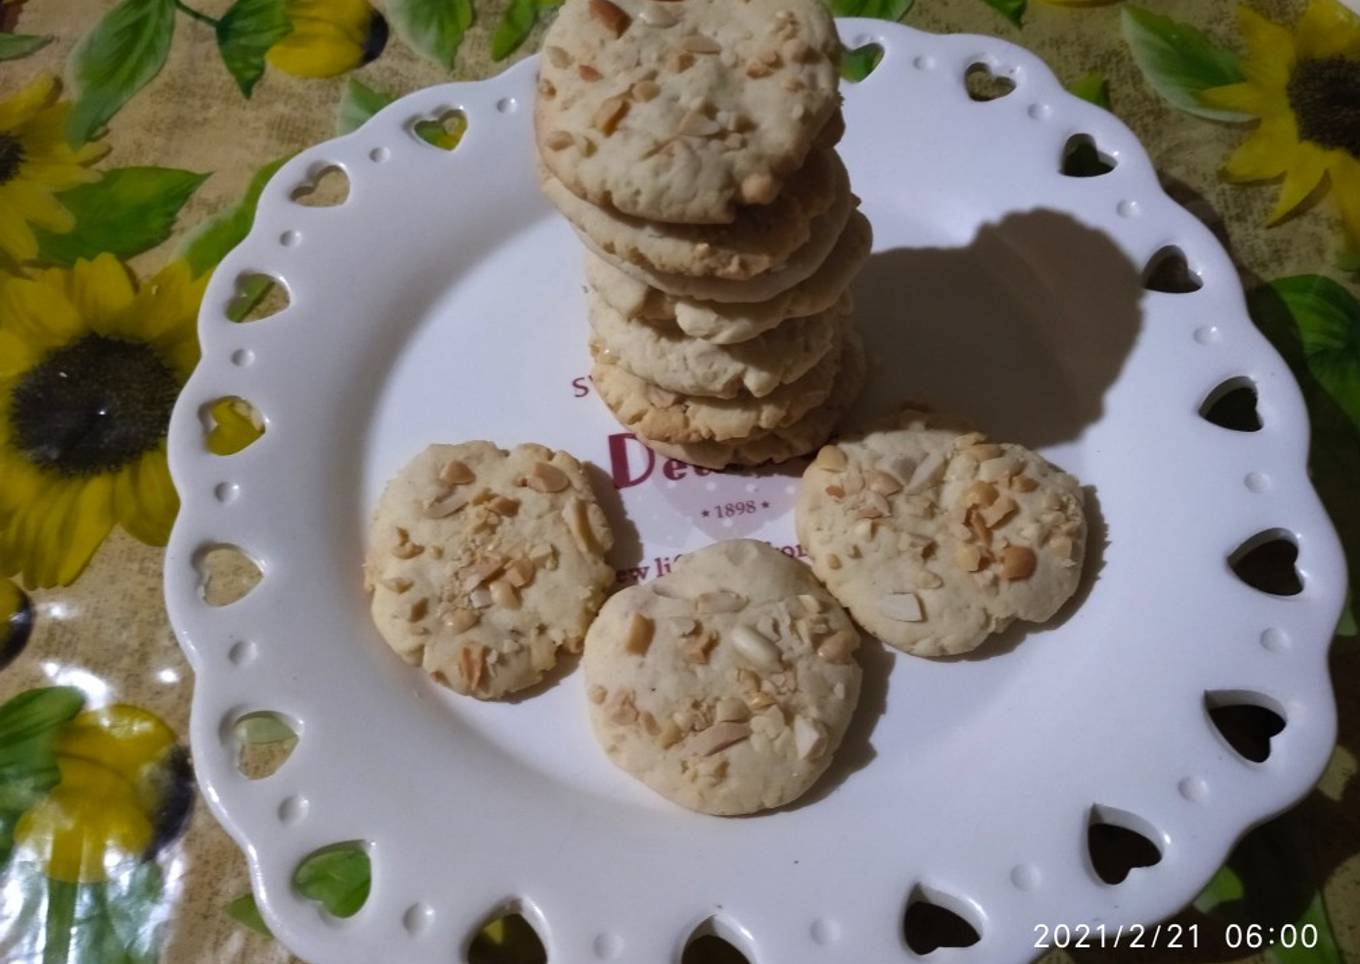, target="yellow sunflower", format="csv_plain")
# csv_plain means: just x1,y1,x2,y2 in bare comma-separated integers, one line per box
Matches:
0,75,107,264
0,255,204,588
13,703,191,884
266,0,388,78
1200,0,1360,247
